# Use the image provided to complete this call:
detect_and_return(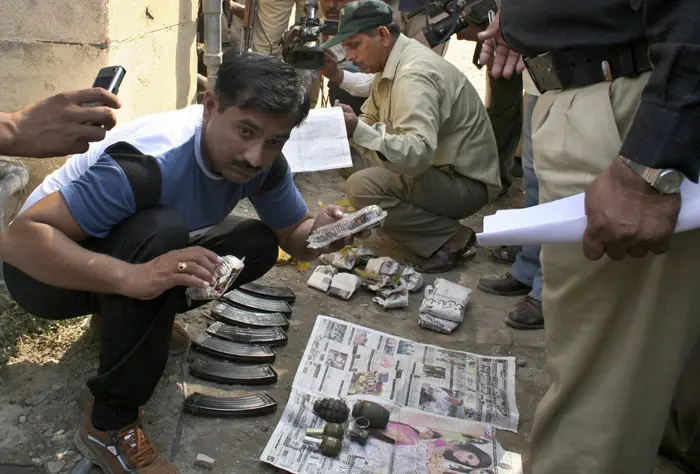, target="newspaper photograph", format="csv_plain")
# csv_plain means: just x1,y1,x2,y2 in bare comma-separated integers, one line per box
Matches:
260,316,522,474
